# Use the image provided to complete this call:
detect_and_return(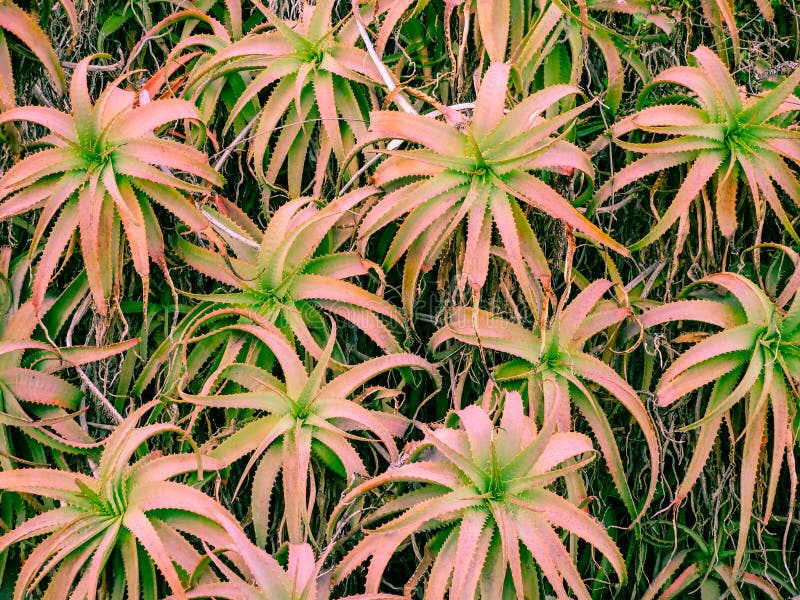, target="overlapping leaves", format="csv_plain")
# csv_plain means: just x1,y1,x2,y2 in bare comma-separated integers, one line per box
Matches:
360,61,627,313
330,389,625,600
177,310,439,545
596,46,800,248
0,55,222,315
432,279,659,520
642,251,800,571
